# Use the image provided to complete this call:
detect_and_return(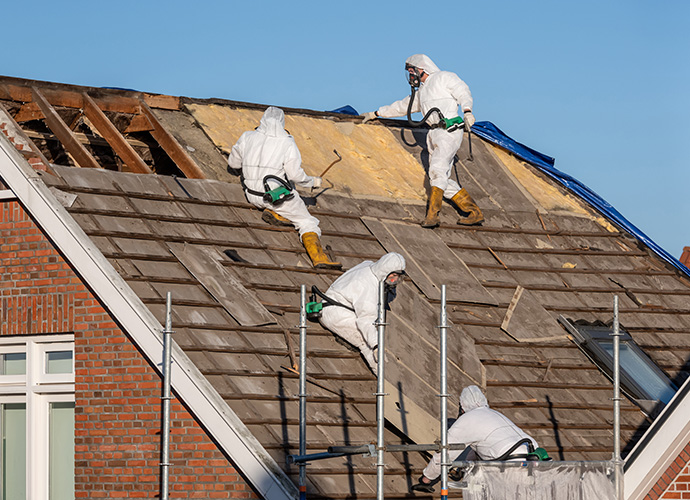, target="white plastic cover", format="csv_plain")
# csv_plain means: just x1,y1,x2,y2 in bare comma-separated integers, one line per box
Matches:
459,461,616,500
